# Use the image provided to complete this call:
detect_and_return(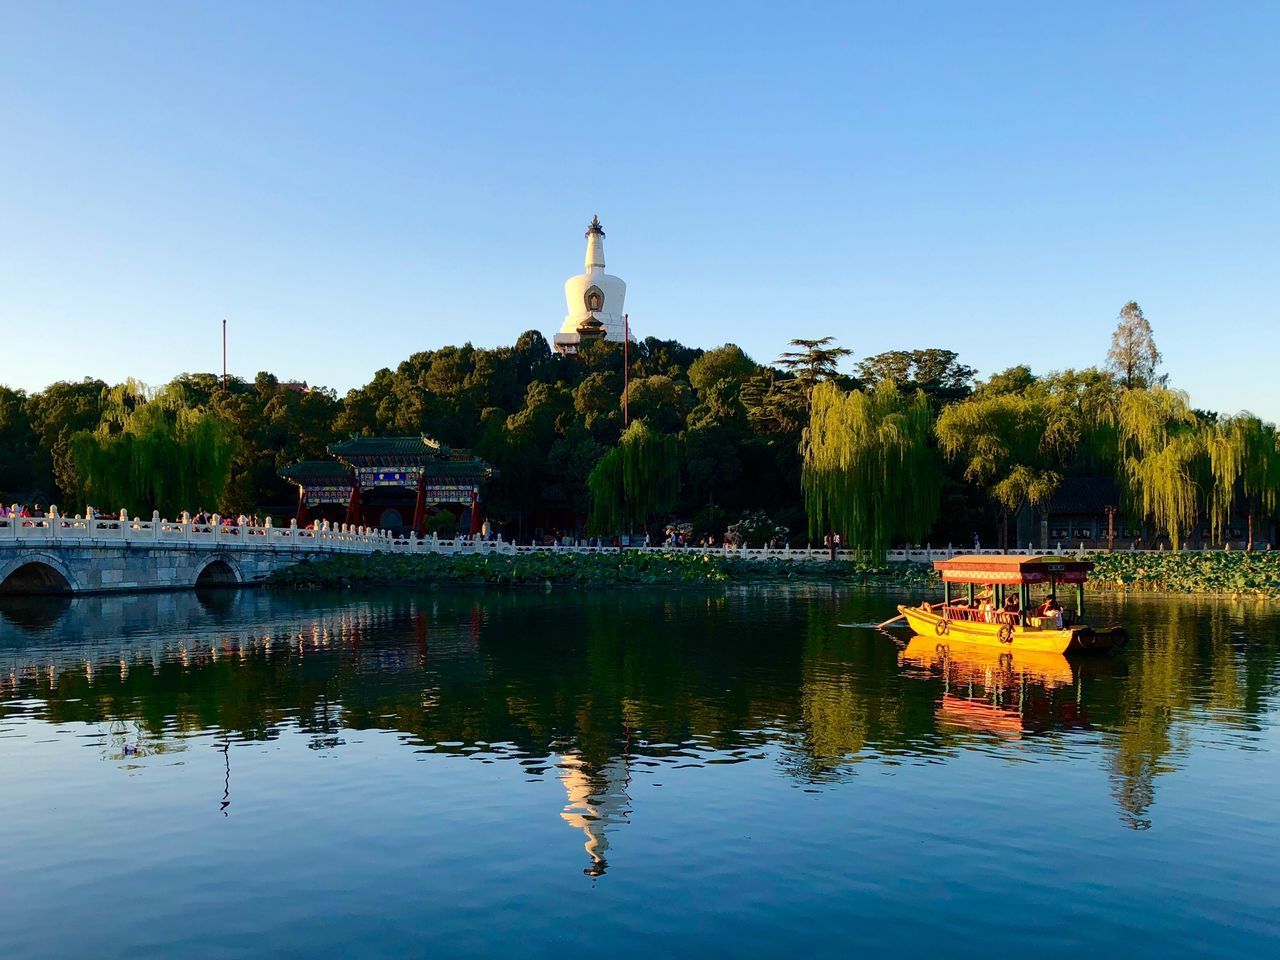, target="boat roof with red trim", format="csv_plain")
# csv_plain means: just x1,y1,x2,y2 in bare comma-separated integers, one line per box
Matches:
932,554,1094,585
